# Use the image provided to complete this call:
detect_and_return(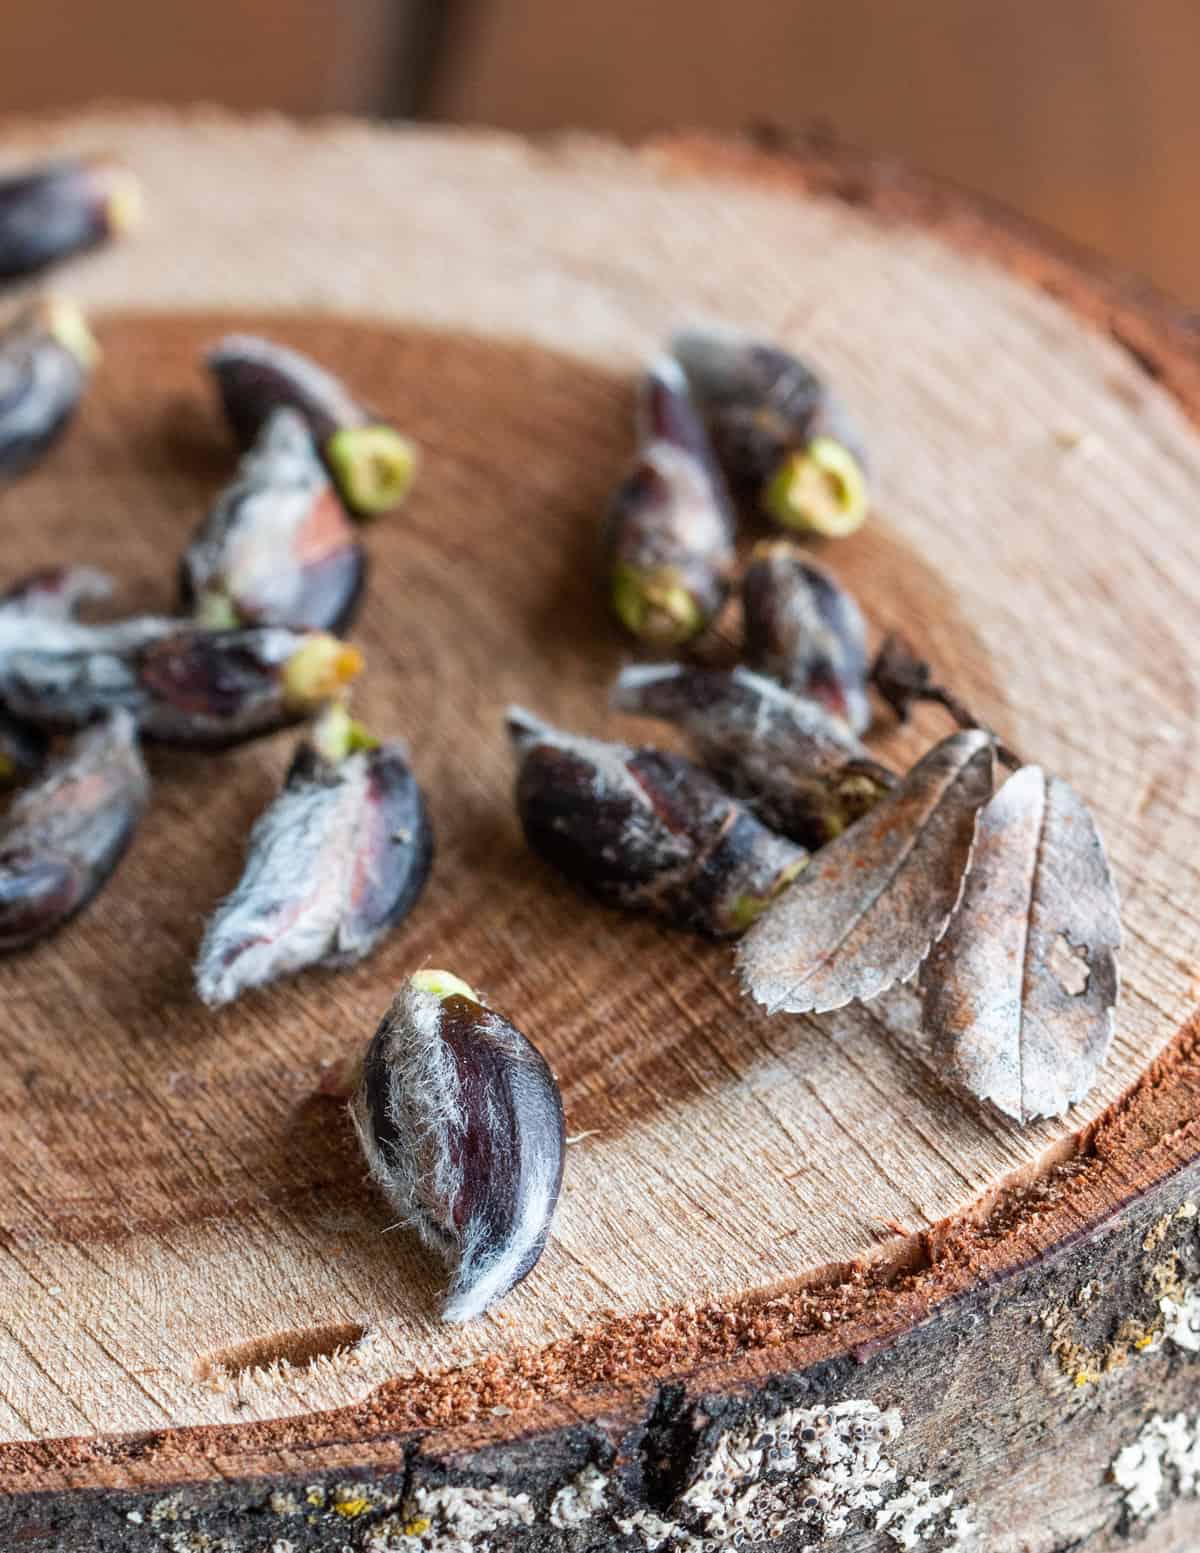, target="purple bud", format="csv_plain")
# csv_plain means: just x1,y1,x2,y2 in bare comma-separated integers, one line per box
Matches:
351,971,565,1322
195,709,432,1006
0,710,148,952
611,663,893,847
0,156,141,282
508,707,806,937
206,334,417,520
605,356,735,646
0,617,362,747
0,299,98,481
181,409,365,634
671,326,869,535
741,543,871,732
